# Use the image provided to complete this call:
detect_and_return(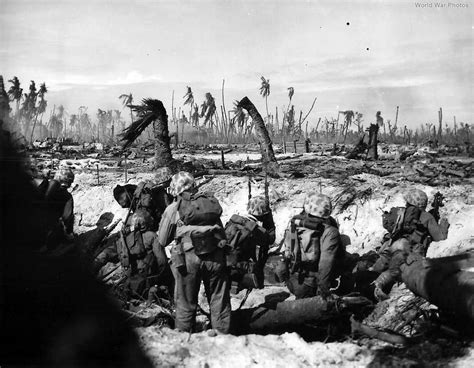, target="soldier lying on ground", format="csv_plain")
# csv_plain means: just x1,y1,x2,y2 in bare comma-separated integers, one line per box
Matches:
225,195,275,292
275,192,346,299
157,171,231,334
372,188,450,300
95,209,173,301
0,122,152,367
